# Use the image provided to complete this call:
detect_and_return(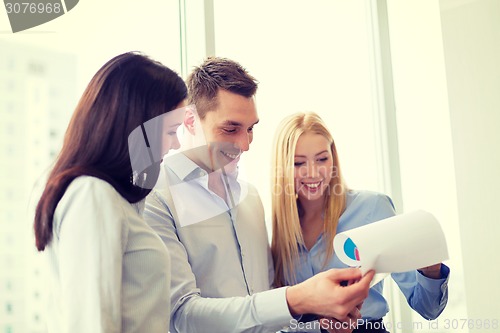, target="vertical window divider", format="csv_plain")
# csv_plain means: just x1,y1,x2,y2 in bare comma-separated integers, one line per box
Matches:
178,0,188,78
204,0,216,57
366,1,410,332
